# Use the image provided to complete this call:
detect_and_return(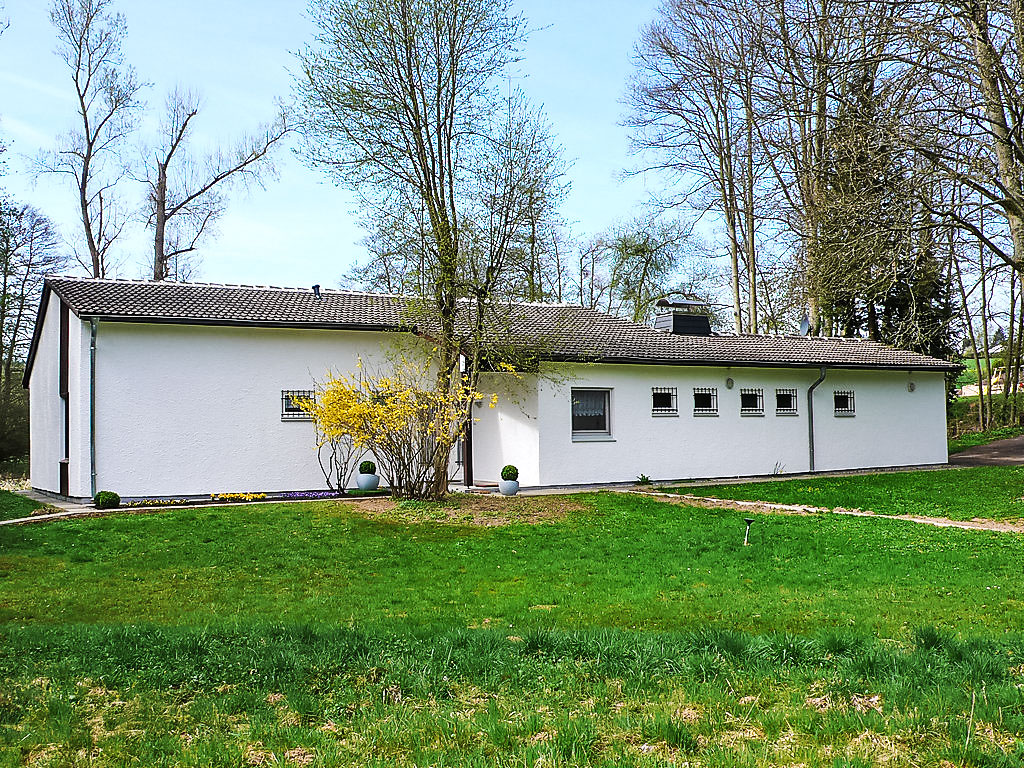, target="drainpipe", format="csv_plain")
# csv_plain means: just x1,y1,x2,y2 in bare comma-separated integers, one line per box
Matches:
807,366,827,472
89,318,97,498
